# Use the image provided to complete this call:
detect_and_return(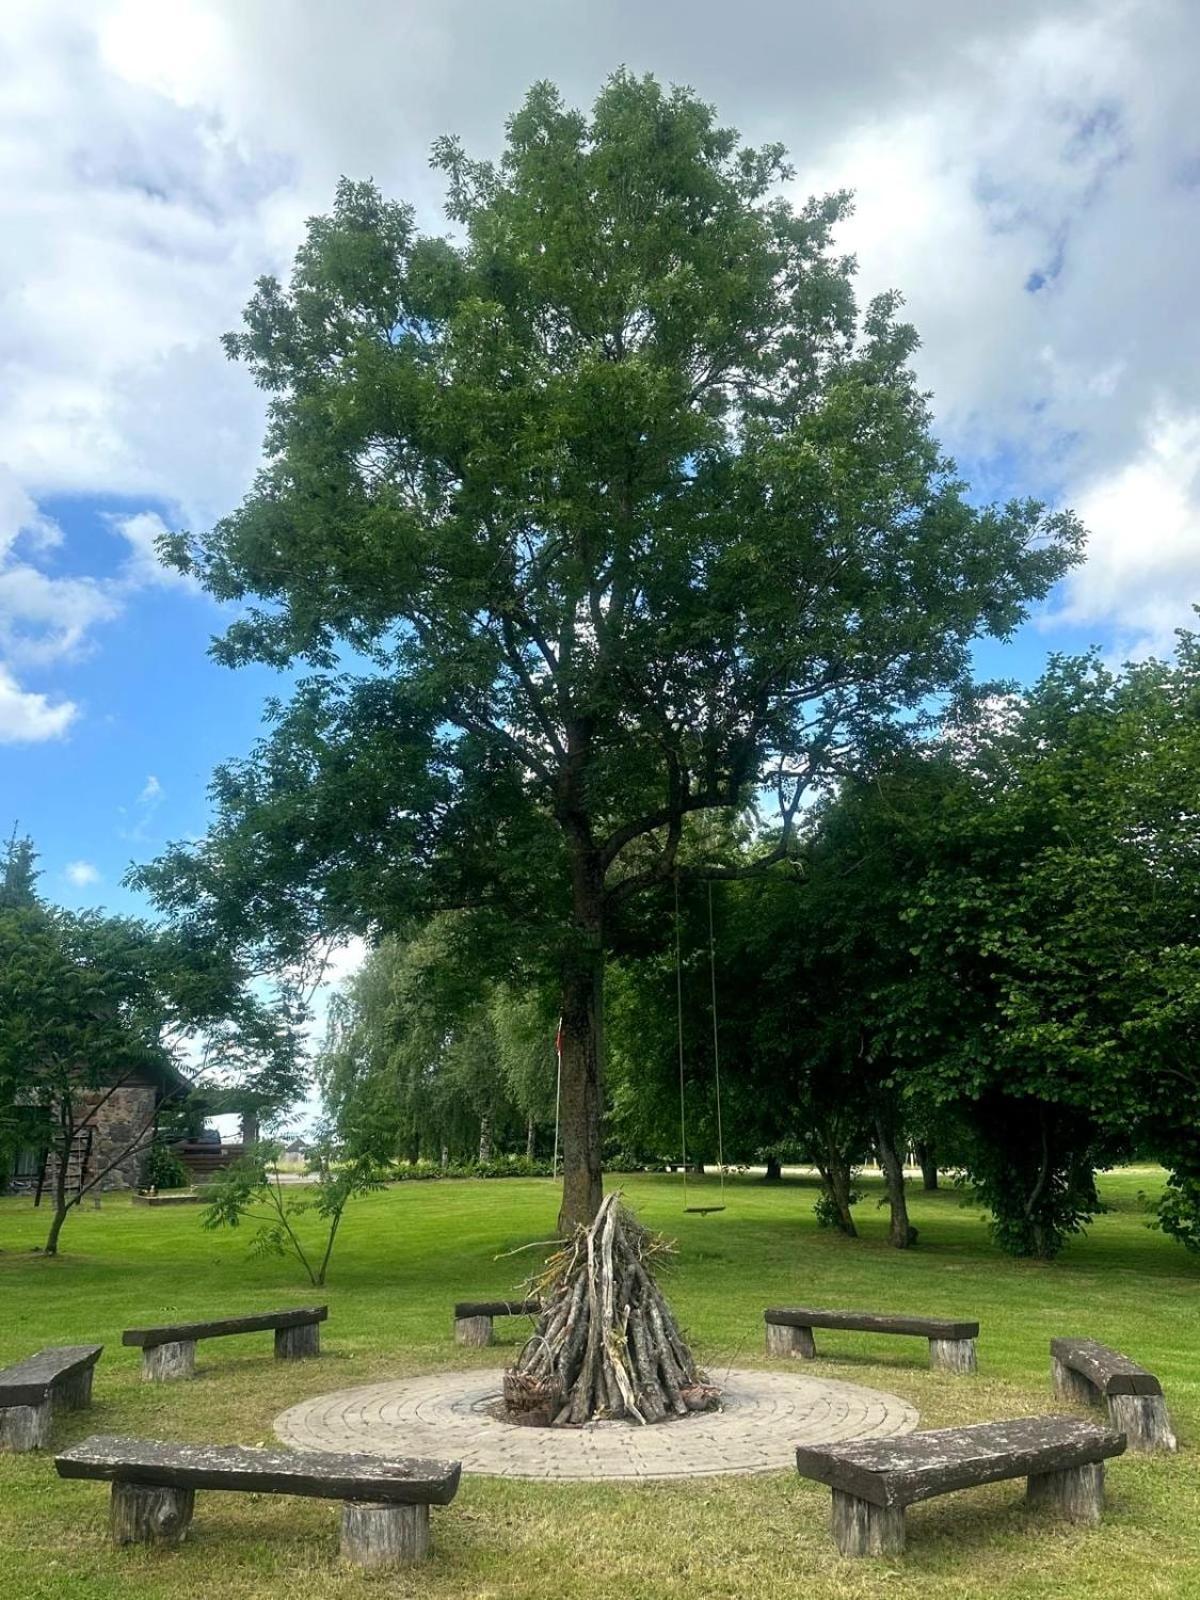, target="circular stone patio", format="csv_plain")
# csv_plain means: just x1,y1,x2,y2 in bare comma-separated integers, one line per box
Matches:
275,1368,919,1481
